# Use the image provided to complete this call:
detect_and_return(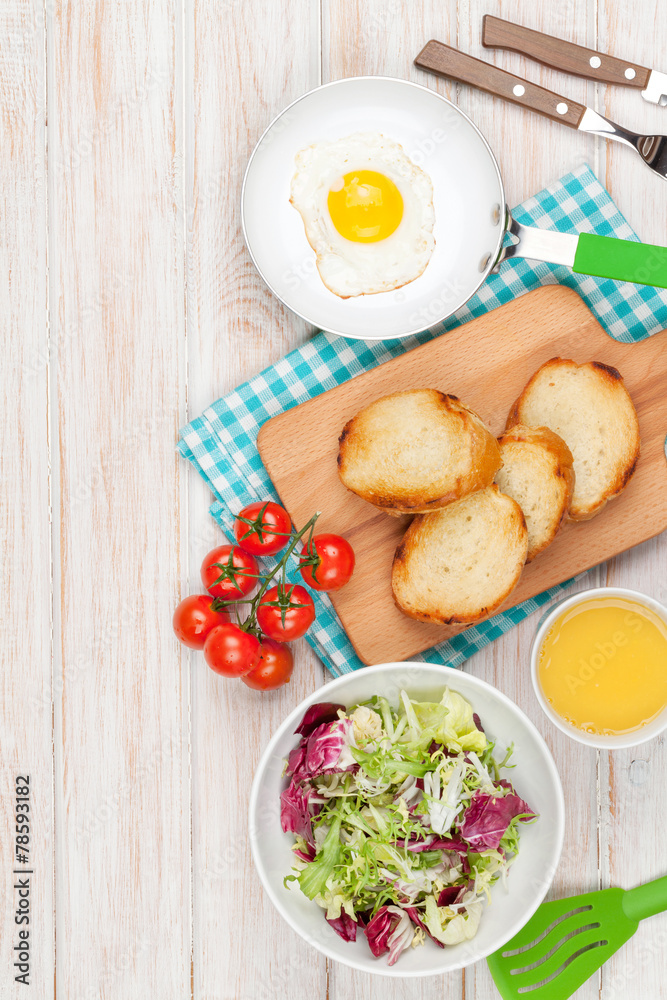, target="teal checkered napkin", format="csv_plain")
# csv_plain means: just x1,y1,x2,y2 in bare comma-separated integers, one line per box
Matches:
178,163,667,677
